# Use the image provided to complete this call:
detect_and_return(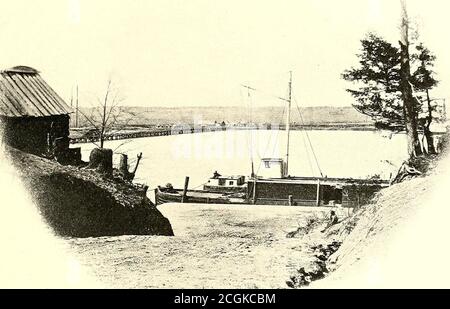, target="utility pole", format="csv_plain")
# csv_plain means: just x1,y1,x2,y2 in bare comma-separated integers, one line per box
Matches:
75,85,79,128
70,87,74,127
70,87,73,108
285,71,292,177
